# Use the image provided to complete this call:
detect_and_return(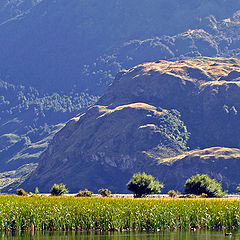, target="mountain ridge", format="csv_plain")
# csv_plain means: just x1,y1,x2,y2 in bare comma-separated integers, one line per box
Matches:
1,1,240,191
21,57,240,193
